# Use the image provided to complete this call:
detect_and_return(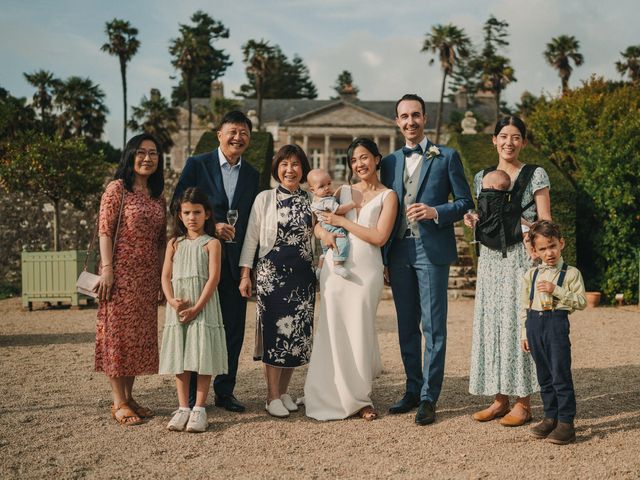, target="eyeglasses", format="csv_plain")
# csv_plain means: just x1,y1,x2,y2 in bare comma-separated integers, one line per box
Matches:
136,149,159,160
